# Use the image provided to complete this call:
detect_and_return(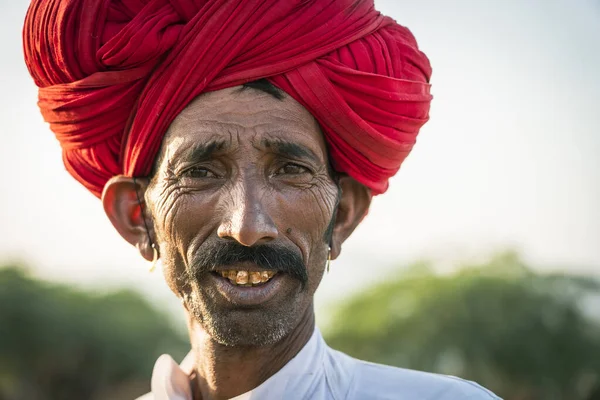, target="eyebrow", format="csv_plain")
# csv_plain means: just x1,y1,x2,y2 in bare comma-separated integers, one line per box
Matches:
260,138,320,163
172,139,226,164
